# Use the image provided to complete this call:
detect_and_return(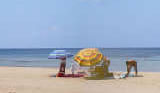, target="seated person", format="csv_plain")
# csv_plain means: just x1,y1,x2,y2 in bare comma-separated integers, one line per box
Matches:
102,57,110,70
70,63,79,75
126,60,138,77
88,56,113,78
102,56,113,77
